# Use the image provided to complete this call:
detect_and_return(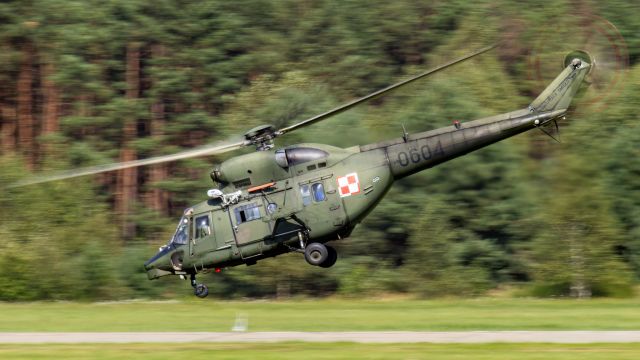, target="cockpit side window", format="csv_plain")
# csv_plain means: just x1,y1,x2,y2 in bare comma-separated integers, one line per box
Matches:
234,203,261,224
195,214,211,239
170,216,190,245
